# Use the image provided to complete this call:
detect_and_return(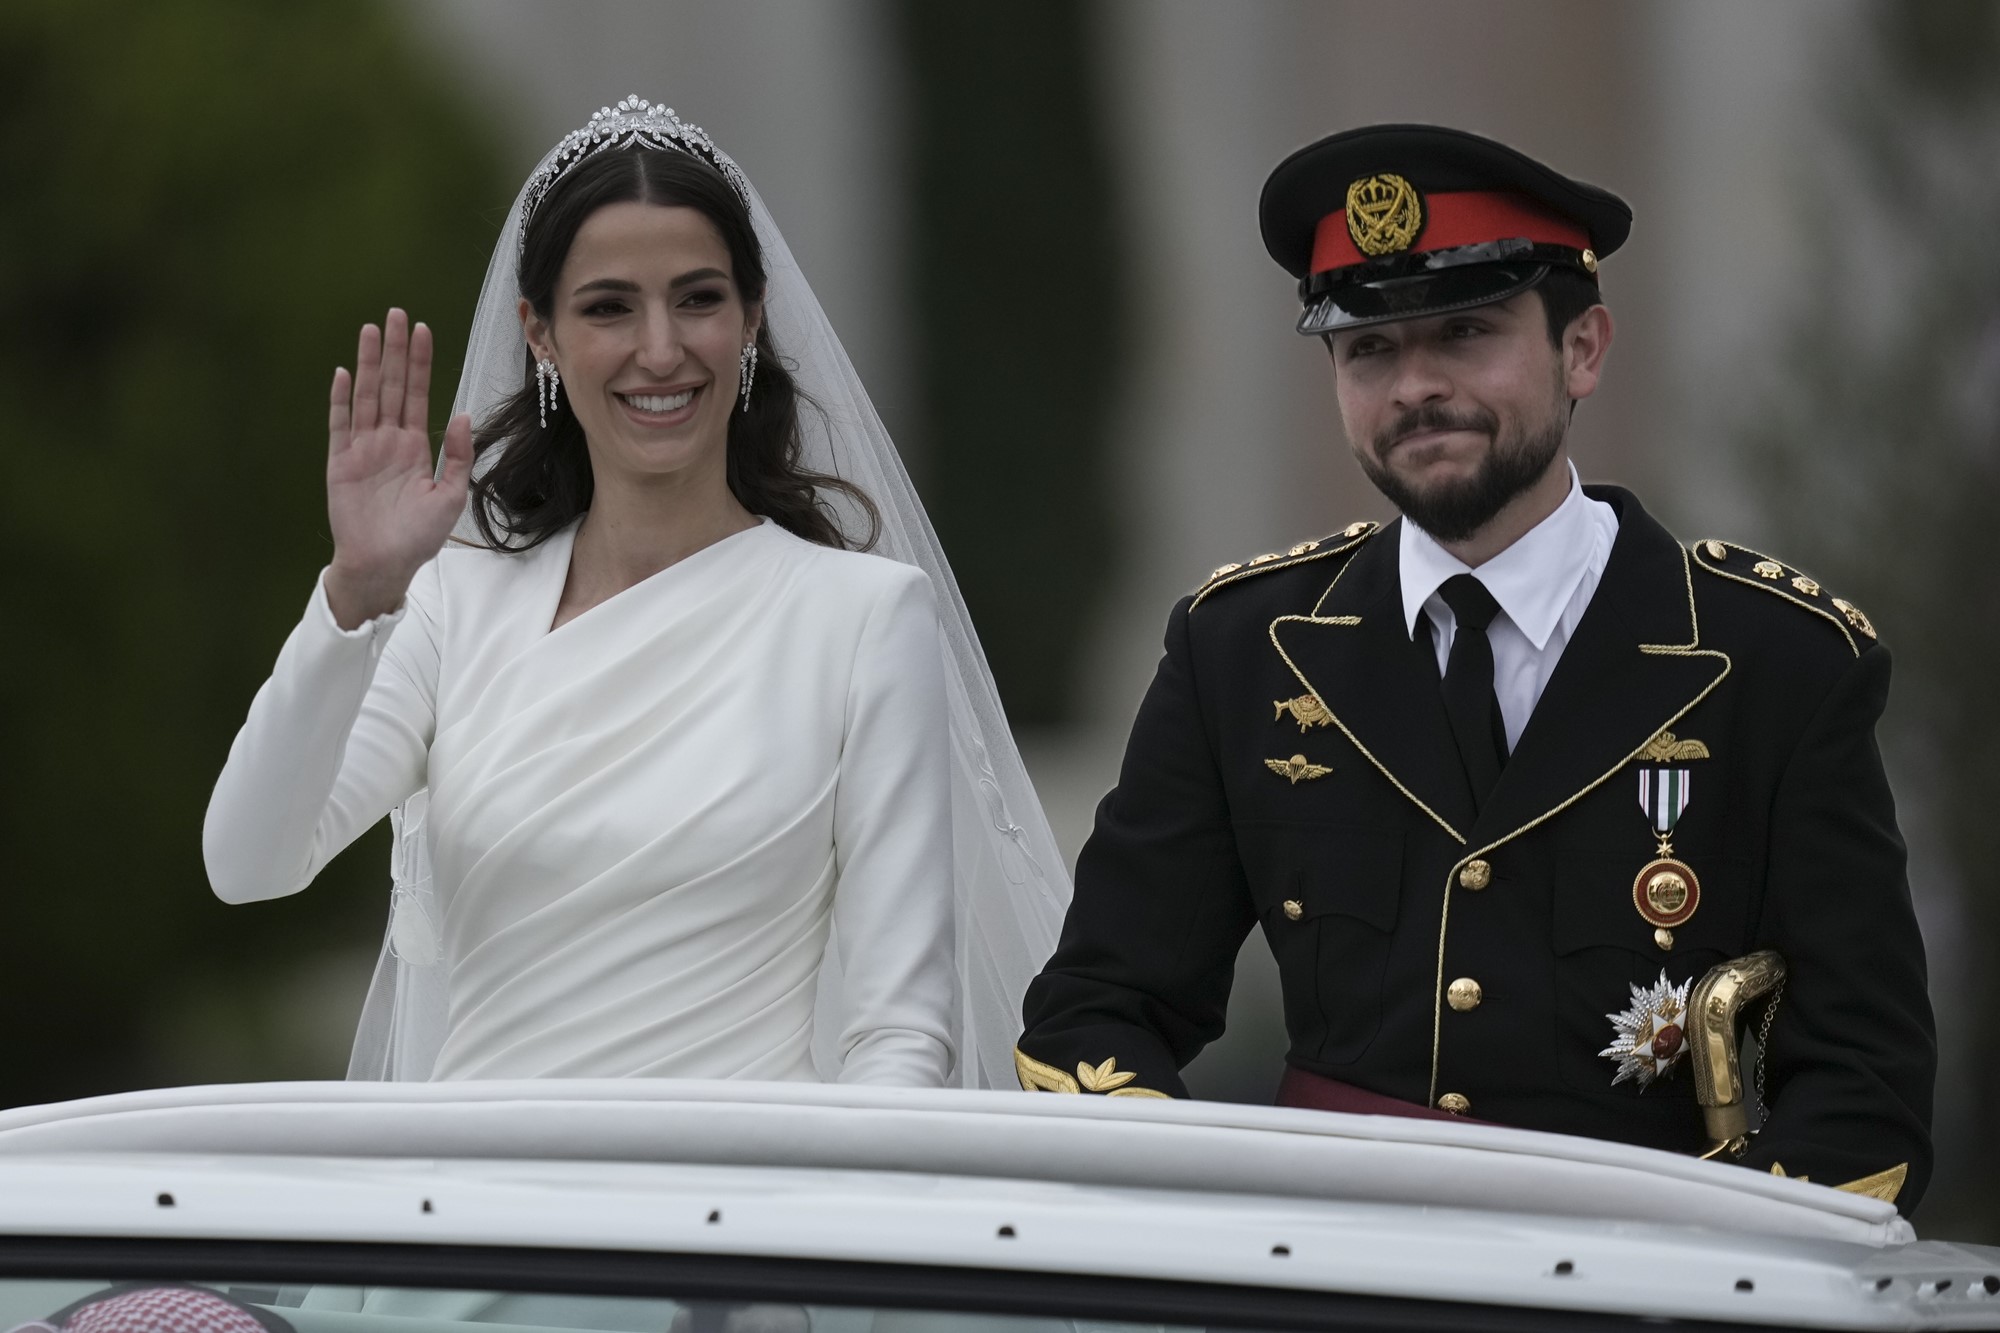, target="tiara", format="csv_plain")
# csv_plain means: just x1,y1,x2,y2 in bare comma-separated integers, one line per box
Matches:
519,96,751,244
